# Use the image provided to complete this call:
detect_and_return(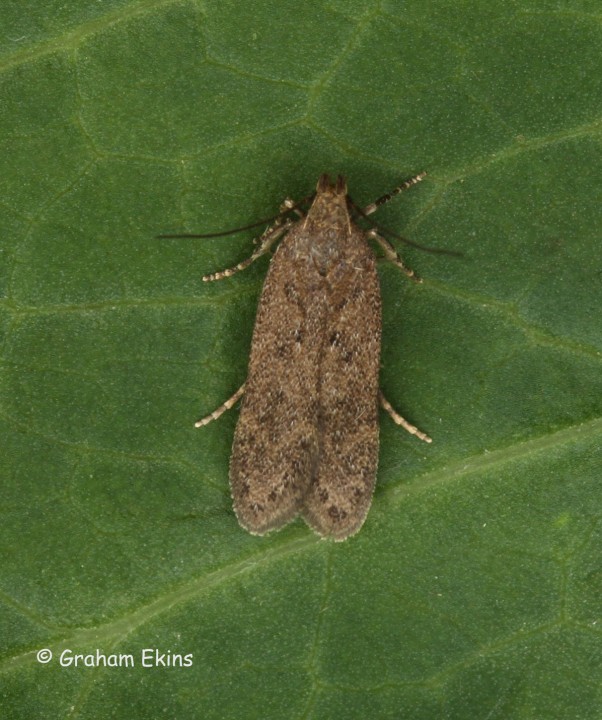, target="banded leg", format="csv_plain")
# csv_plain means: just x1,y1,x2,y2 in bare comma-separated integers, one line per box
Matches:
195,384,245,428
249,199,303,247
379,391,432,443
203,219,292,282
368,229,421,283
362,172,427,216
280,197,305,220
